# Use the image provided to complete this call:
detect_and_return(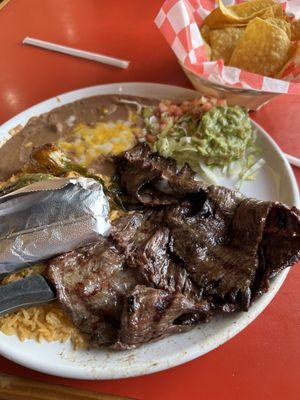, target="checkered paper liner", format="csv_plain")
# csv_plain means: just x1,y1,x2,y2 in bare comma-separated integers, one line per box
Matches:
155,0,300,94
